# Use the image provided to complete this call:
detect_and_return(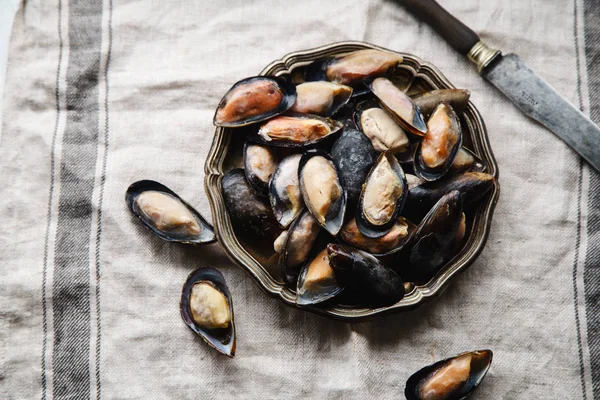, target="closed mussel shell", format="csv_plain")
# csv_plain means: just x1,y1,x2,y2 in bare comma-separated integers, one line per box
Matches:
250,113,343,148
403,172,495,222
243,142,280,196
327,243,405,307
305,49,403,95
279,210,322,287
413,103,463,182
299,149,347,236
405,350,493,400
269,154,305,229
368,77,427,136
330,128,377,207
126,180,216,244
290,81,353,117
357,152,408,239
180,267,236,358
214,76,296,127
222,169,281,240
401,190,464,284
411,88,471,118
296,247,344,306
